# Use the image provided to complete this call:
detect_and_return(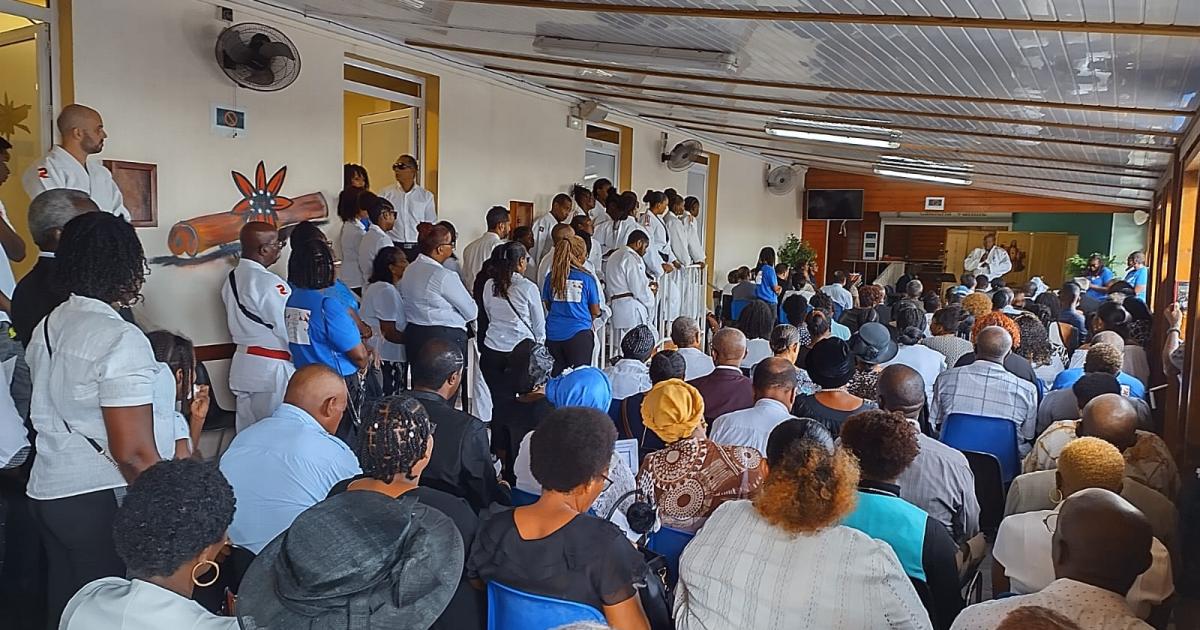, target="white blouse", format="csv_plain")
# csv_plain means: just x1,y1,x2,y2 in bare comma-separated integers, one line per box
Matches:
338,220,367,289
151,363,190,461
360,281,408,363
482,274,546,352
61,577,239,629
